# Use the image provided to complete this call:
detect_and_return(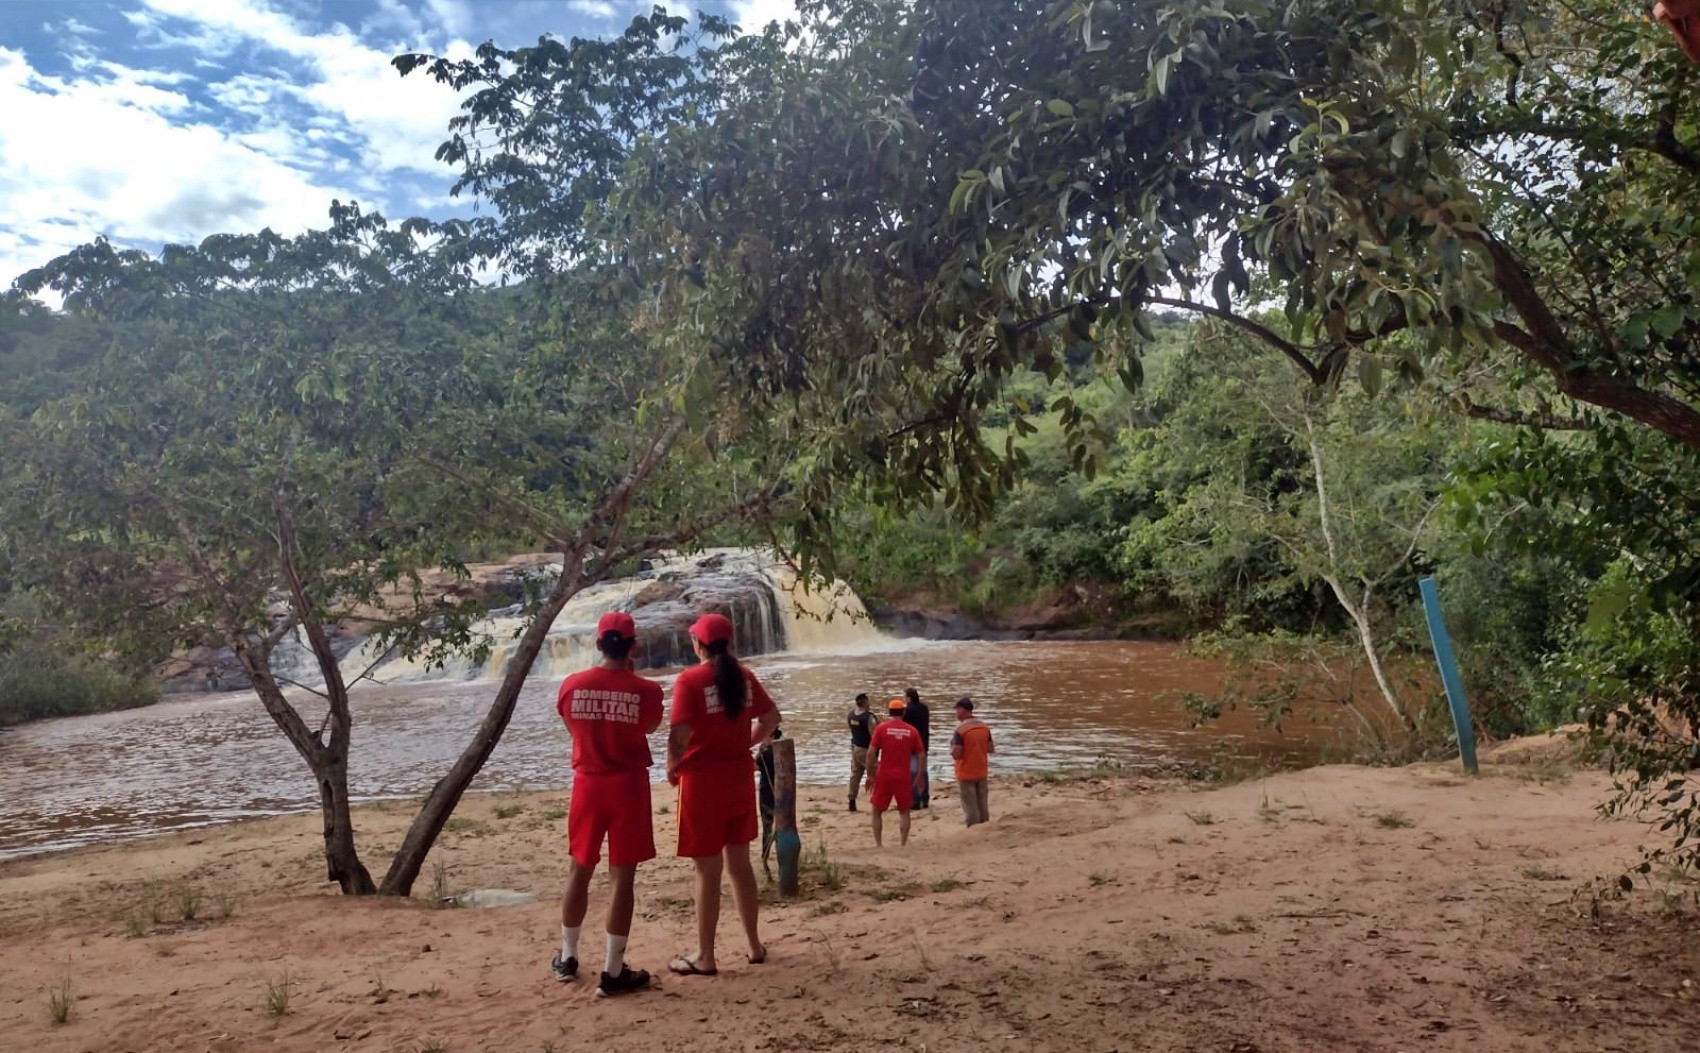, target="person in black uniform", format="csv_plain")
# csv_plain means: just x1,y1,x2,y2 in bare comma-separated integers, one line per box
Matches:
846,693,877,812
902,687,932,809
